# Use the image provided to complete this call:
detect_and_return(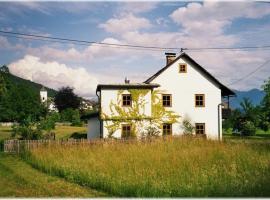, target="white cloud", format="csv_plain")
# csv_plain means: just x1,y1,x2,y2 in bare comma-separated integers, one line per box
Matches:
9,55,98,98
99,14,152,34
118,2,158,14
